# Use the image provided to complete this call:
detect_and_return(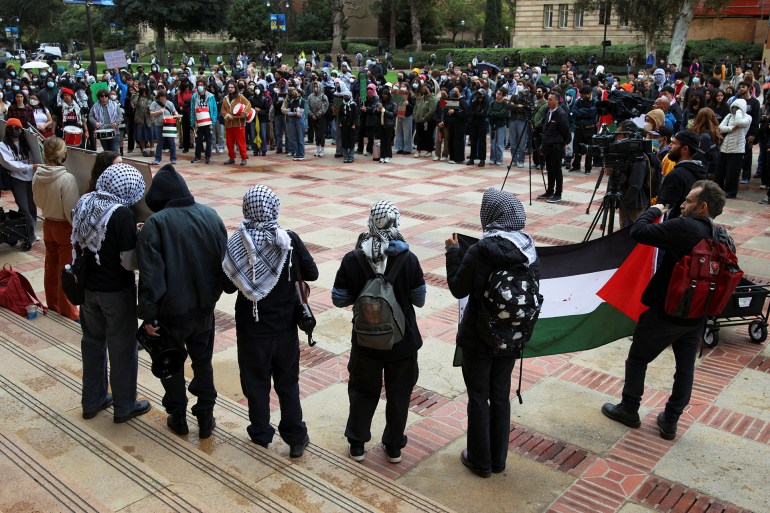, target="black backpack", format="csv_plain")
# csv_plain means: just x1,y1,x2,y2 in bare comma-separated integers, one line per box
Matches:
482,263,543,357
